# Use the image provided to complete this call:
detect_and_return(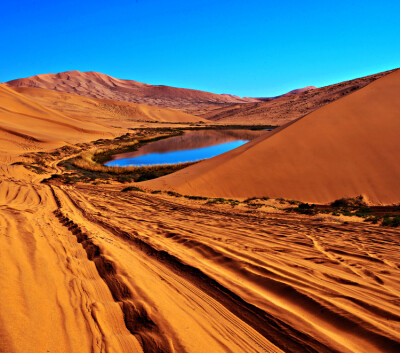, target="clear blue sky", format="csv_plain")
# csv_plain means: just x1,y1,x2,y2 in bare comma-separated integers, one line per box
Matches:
1,0,399,97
